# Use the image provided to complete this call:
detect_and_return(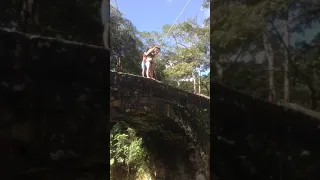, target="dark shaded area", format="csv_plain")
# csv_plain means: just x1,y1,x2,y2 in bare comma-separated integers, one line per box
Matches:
0,0,103,45
110,72,210,179
0,28,210,180
211,80,320,180
0,28,109,179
